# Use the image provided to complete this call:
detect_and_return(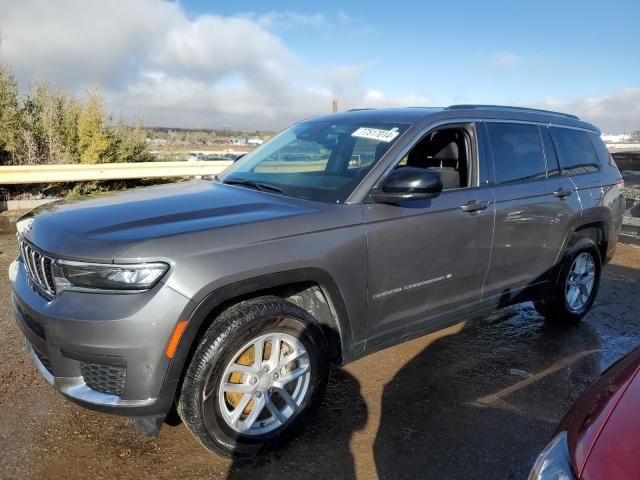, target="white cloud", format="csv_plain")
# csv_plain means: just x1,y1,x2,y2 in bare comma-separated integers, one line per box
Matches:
257,11,326,29
488,51,521,71
0,0,177,88
154,14,295,87
2,2,635,133
0,0,389,129
533,87,640,133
